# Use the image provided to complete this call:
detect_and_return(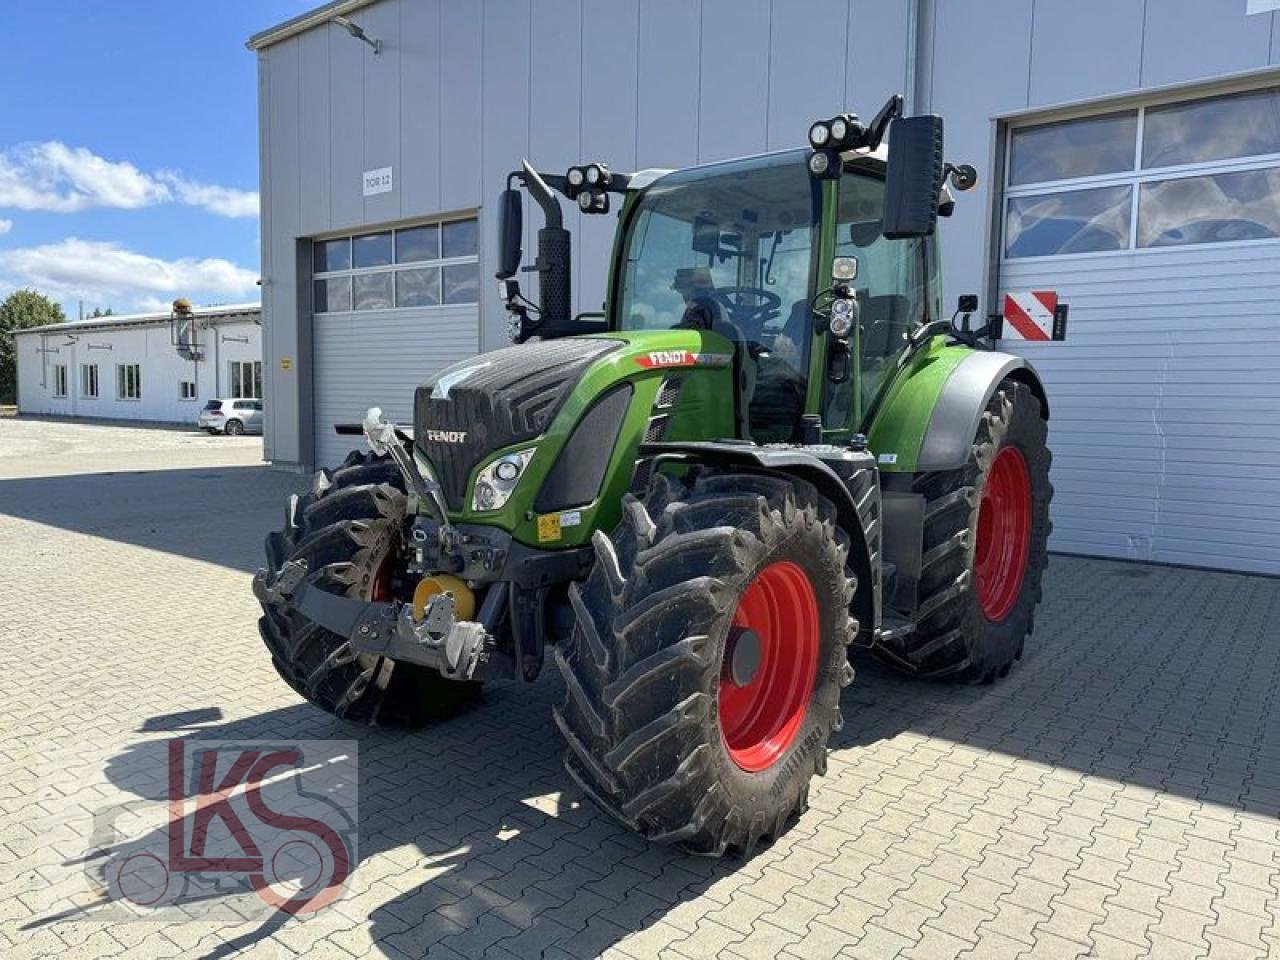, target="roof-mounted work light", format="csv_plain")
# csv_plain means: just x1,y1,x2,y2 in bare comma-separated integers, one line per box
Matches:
576,189,610,214
808,113,868,152
565,162,612,214
565,163,611,194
